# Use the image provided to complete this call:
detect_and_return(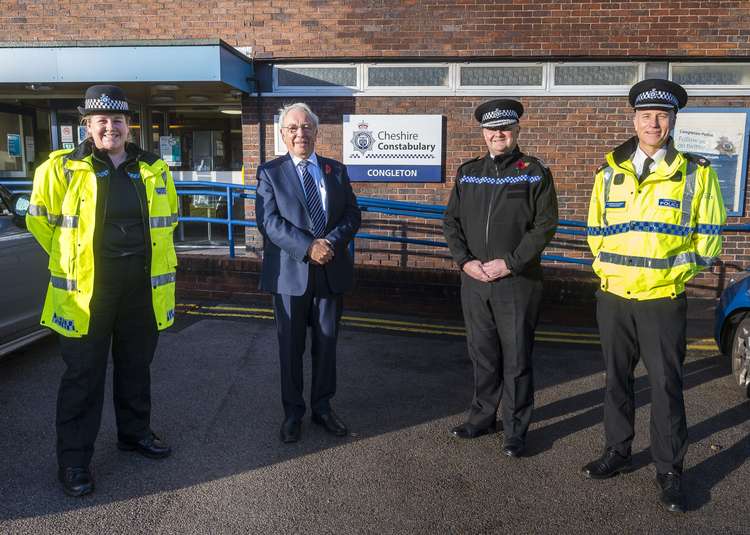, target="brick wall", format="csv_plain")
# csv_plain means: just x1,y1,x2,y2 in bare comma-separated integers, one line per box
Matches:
242,94,750,297
1,1,749,58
